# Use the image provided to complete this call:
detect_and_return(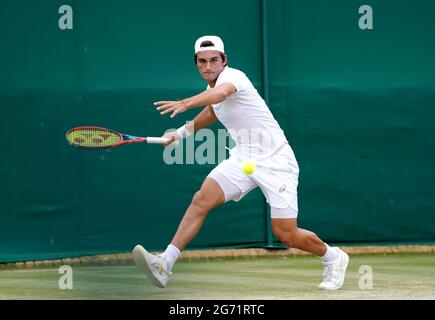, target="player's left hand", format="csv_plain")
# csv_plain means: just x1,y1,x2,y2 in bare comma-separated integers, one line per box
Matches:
154,100,188,118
